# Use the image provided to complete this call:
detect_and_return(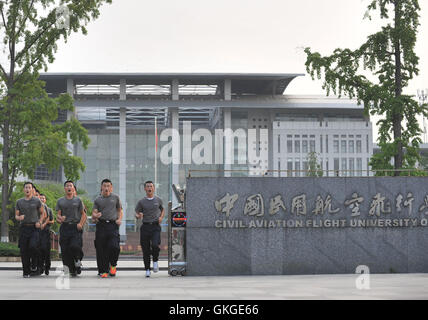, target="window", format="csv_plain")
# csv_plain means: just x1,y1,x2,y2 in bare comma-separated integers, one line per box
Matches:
302,161,308,177
320,135,323,153
334,158,340,176
295,159,301,177
326,160,329,176
310,140,316,153
356,140,362,153
342,158,347,176
366,135,369,153
341,140,347,153
302,140,308,153
295,140,301,153
349,158,355,176
326,135,329,153
287,140,293,153
349,140,354,153
333,140,339,153
287,158,293,177
357,158,362,176
277,135,280,153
